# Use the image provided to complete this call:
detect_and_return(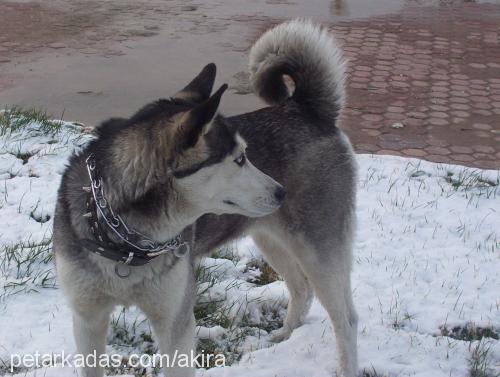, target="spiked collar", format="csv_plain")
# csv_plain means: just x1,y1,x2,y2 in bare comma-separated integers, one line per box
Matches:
79,154,190,277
